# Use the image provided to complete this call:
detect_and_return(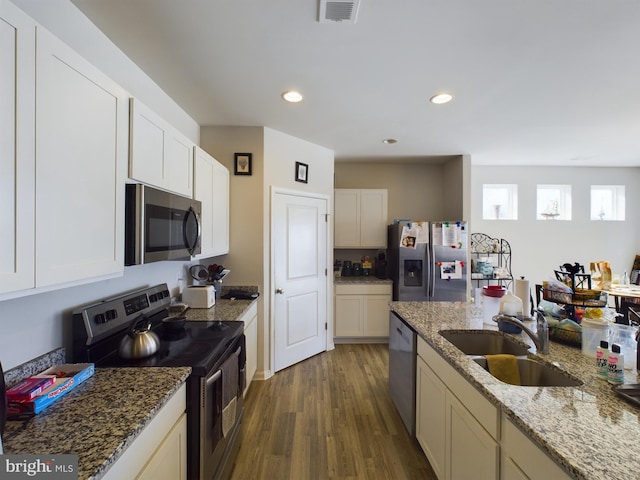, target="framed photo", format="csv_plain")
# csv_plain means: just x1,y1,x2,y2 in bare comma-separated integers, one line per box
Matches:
234,153,252,176
295,162,308,184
